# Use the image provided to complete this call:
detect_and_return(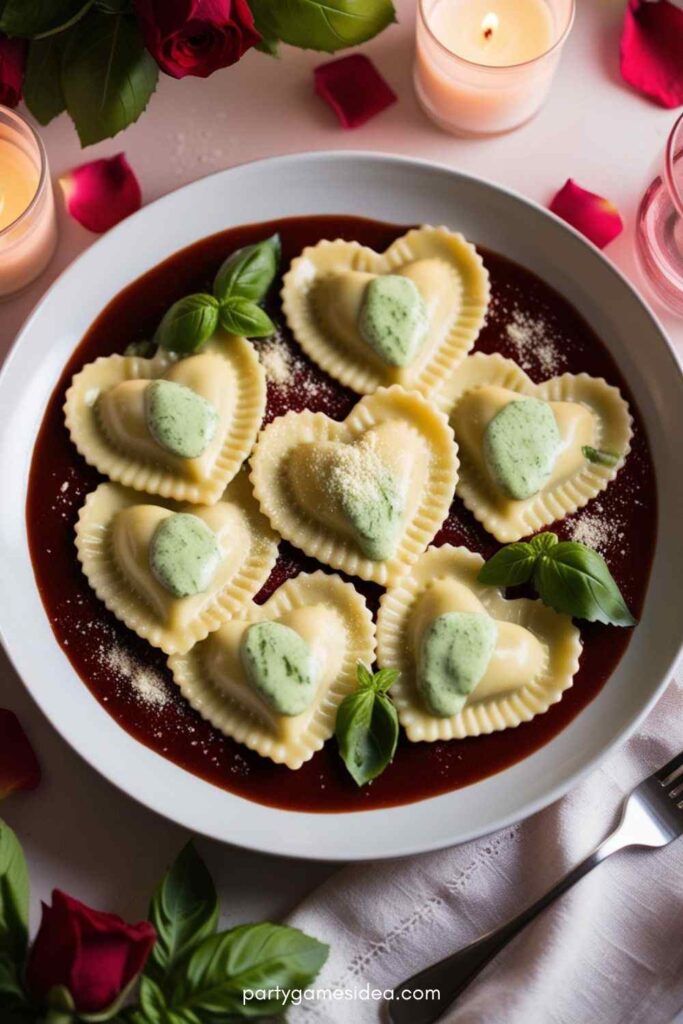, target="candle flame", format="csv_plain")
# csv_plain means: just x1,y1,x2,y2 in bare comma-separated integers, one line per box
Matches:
481,12,499,39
